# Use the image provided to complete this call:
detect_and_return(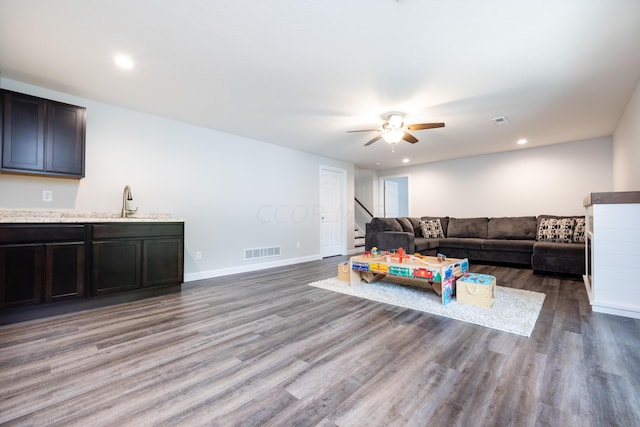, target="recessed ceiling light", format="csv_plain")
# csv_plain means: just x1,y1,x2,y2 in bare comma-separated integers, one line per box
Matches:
517,138,528,145
402,158,410,163
114,54,135,70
